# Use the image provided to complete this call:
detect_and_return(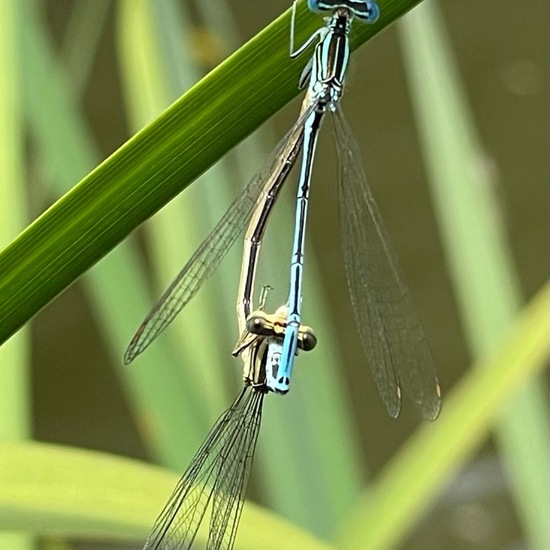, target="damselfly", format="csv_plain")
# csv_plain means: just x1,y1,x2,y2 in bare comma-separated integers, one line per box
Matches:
126,0,441,419
274,0,442,421
141,288,316,550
